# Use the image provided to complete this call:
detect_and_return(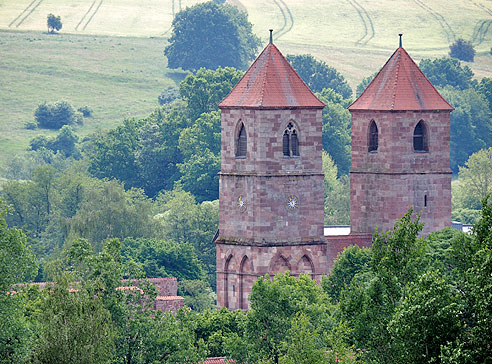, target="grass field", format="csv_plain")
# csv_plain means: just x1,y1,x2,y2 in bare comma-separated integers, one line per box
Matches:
1,0,492,172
